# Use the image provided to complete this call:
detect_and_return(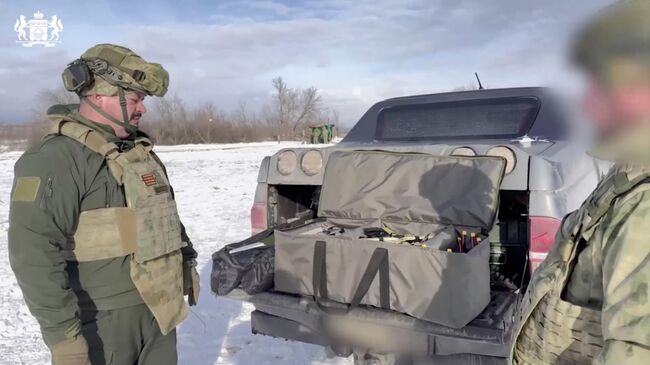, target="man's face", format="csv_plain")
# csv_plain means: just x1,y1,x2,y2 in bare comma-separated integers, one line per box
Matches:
582,60,650,139
94,91,147,137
